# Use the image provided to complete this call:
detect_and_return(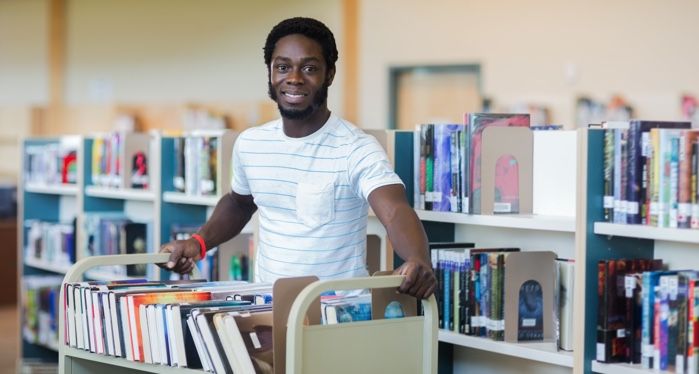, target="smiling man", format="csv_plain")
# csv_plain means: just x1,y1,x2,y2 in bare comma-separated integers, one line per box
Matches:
160,17,436,299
